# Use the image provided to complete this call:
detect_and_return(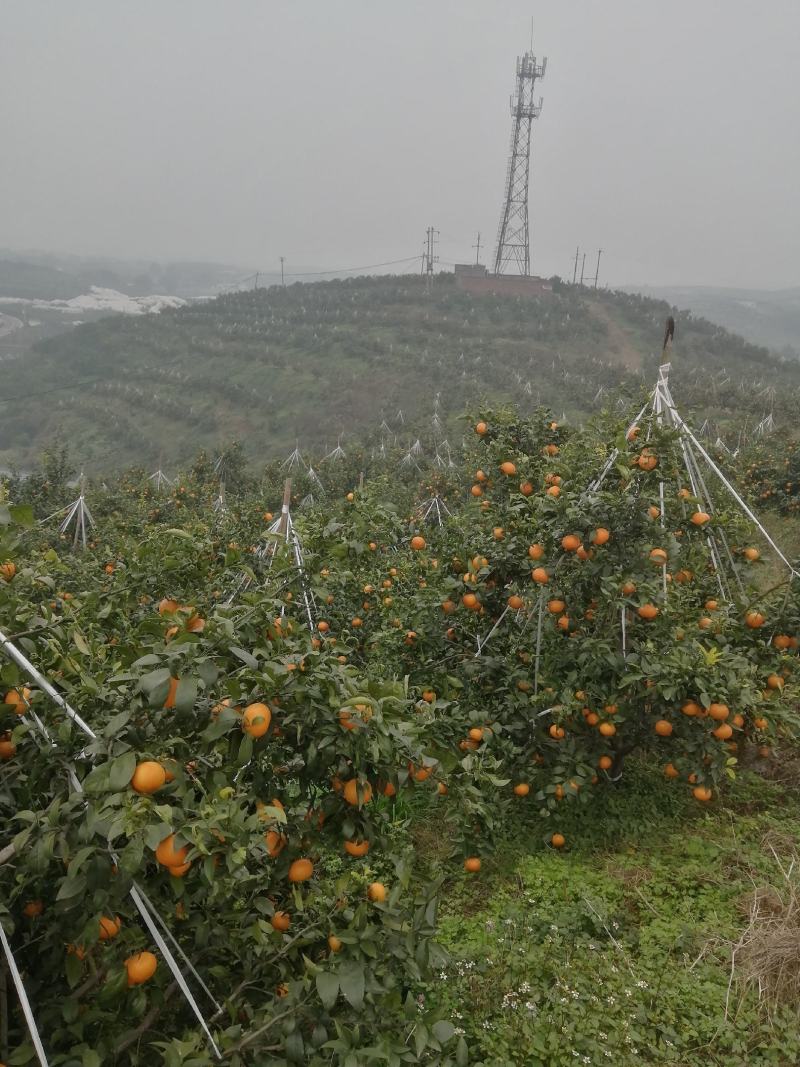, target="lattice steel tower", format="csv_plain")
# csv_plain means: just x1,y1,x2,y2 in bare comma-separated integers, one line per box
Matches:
493,46,547,276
